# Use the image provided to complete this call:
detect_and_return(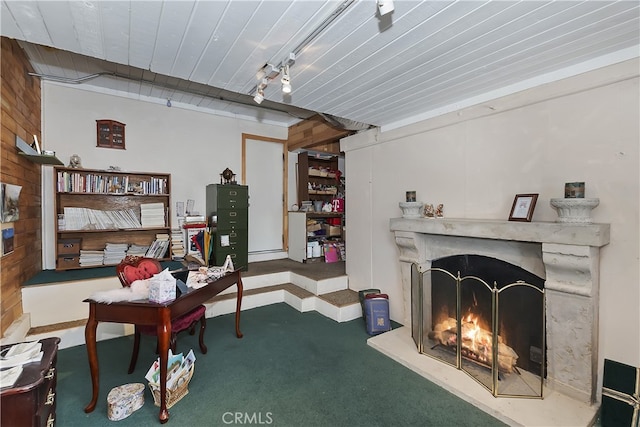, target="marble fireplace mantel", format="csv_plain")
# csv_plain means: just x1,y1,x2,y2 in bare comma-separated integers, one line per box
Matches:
384,217,610,424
